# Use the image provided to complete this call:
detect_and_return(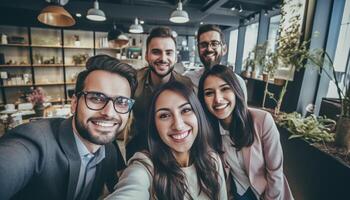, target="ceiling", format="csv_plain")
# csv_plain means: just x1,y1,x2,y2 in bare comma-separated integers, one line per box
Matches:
0,0,281,35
